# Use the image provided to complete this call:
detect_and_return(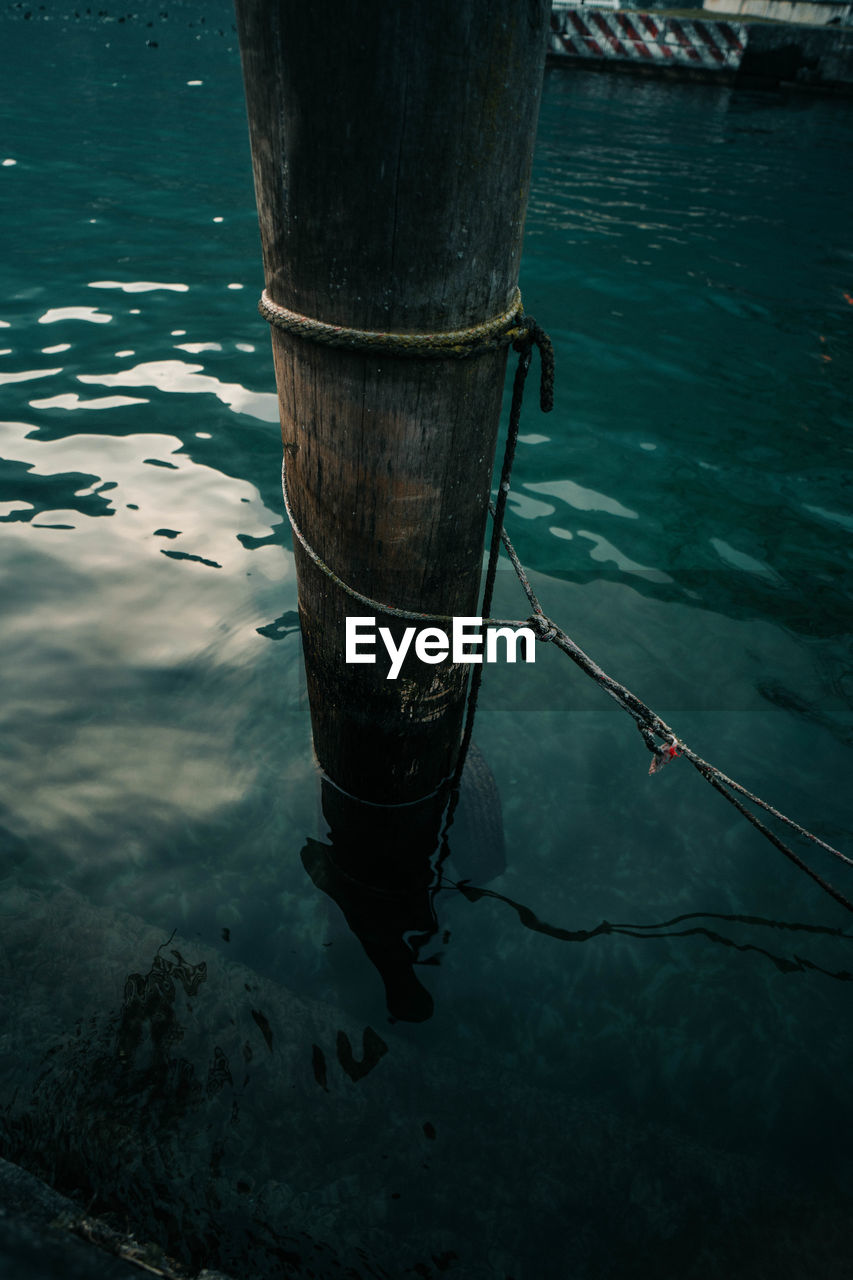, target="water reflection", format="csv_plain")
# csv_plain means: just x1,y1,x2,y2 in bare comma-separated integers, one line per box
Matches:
38,307,112,324
77,359,278,422
302,744,507,1023
451,884,853,983
302,781,447,1024
1,24,851,1273
301,743,853,1038
89,280,189,294
30,392,149,410
0,366,63,385
0,459,115,524
256,608,301,641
